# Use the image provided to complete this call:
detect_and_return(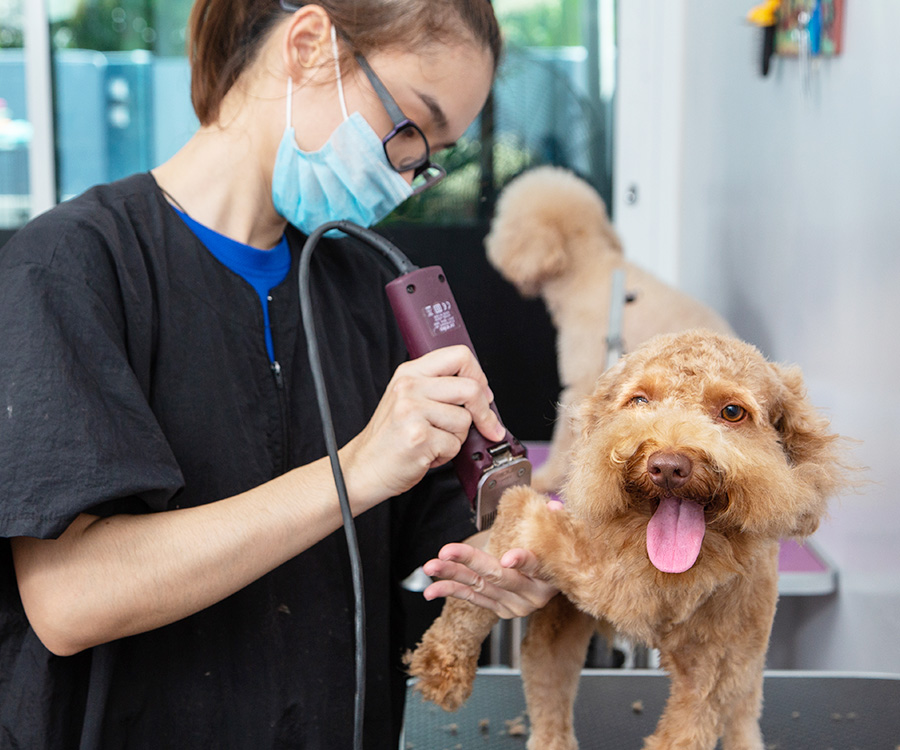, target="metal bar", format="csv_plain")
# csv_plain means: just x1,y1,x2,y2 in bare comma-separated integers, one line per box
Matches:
23,0,57,217
606,268,627,368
